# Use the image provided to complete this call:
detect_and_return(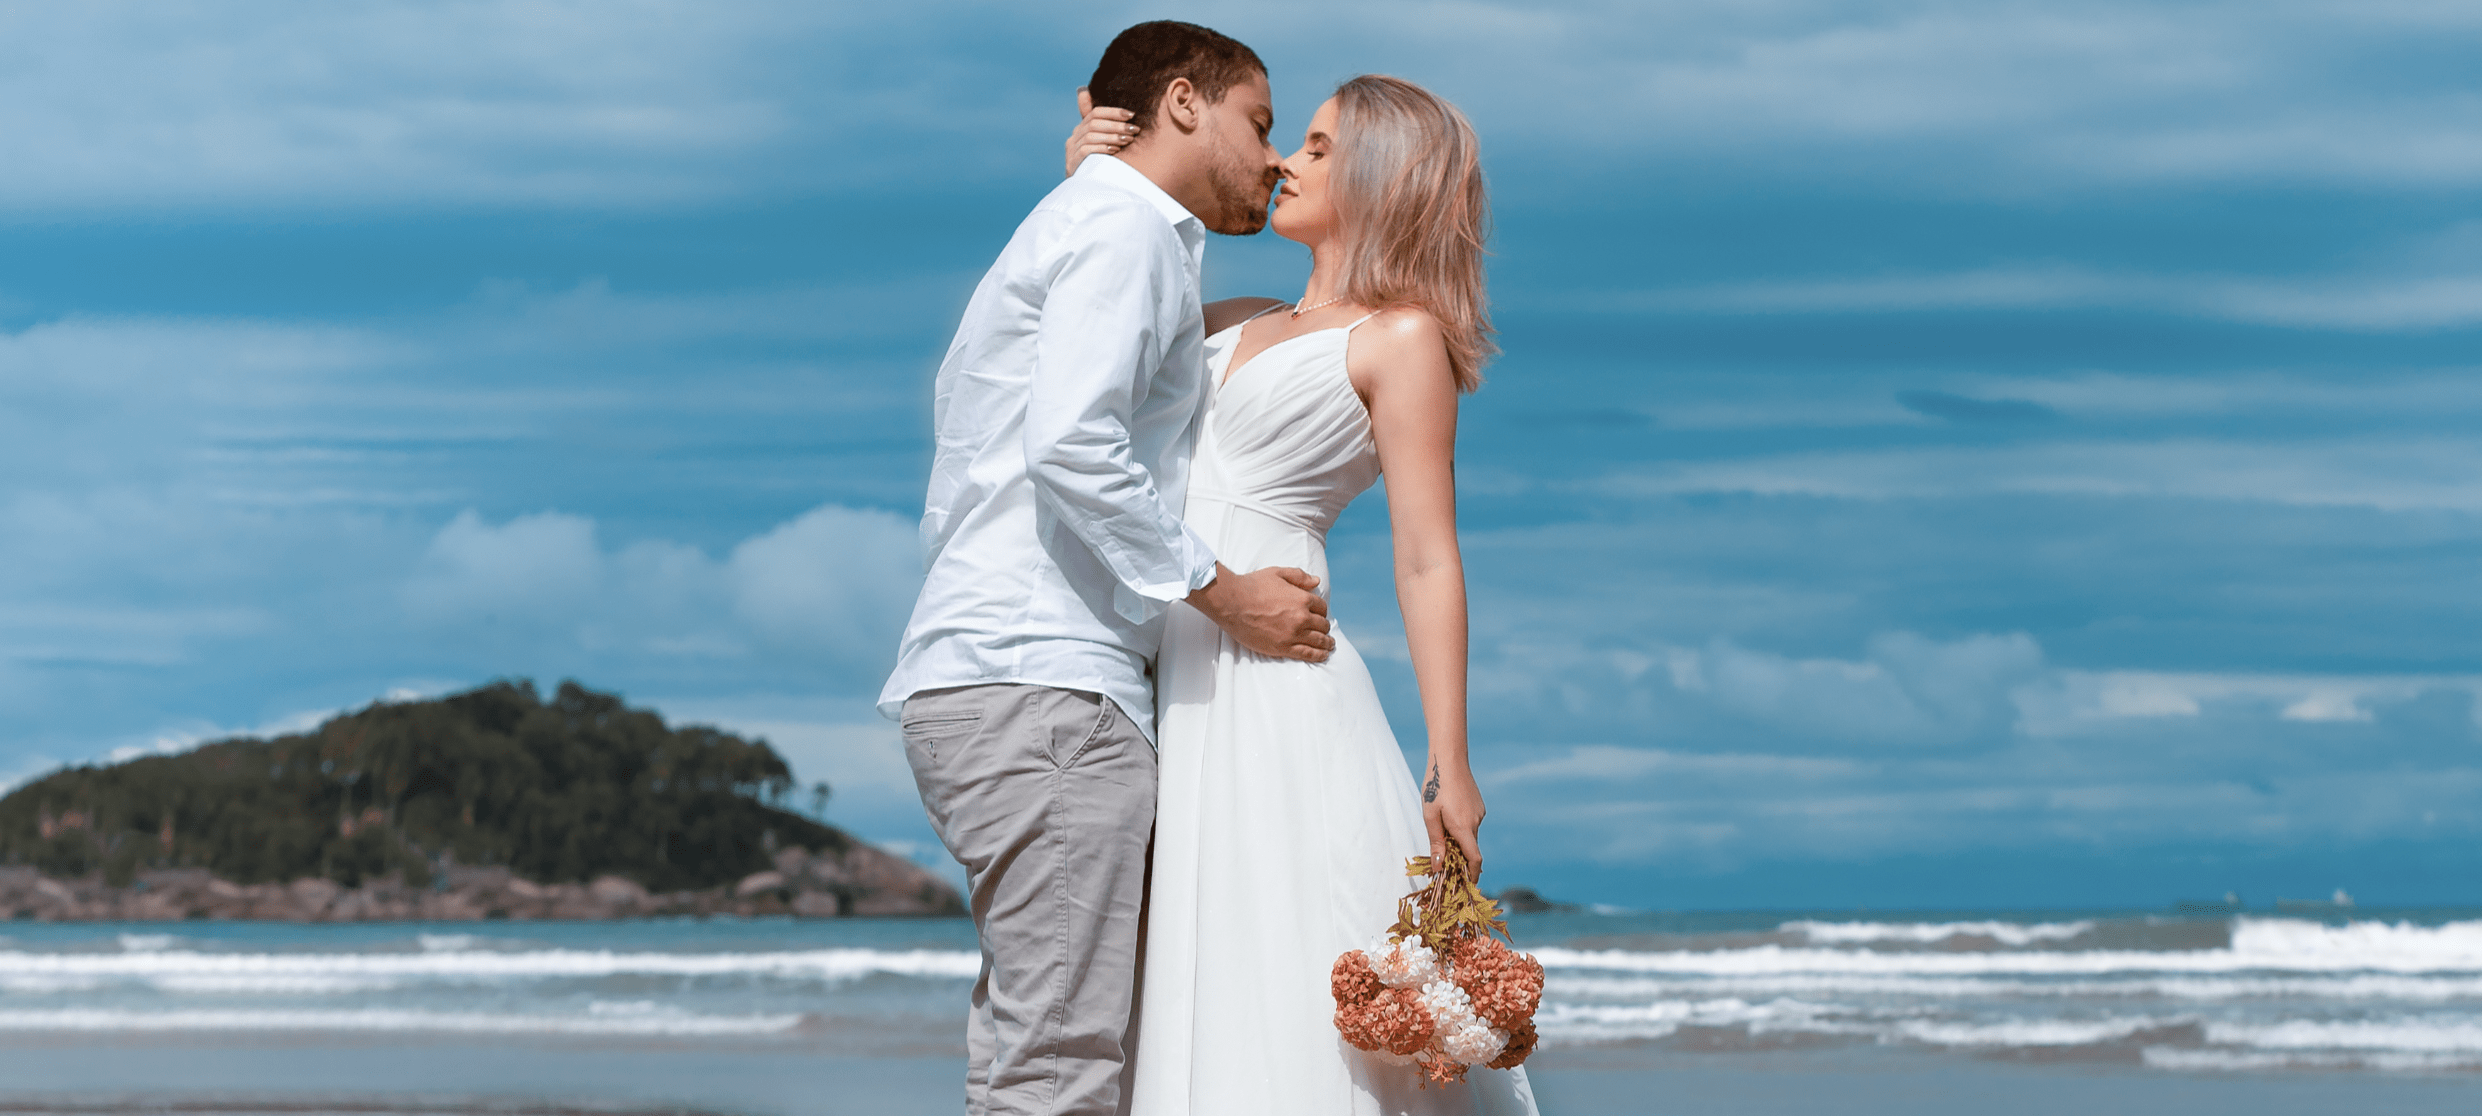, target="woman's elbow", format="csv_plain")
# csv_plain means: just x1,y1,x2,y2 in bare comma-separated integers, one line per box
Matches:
1395,554,1466,584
